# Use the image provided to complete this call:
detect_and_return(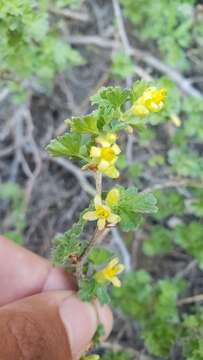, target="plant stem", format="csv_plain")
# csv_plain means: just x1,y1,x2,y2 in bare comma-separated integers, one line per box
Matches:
95,171,102,197
76,170,109,281
177,293,203,306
